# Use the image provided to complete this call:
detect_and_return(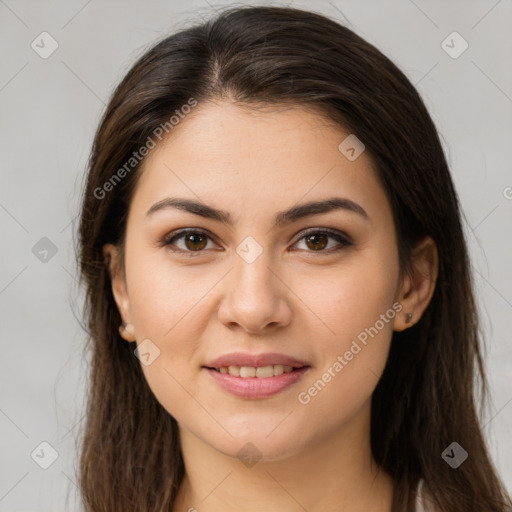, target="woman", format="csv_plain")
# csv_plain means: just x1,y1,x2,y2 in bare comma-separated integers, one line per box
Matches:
76,5,511,511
